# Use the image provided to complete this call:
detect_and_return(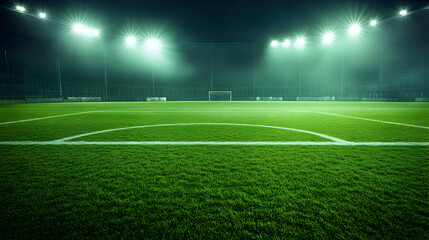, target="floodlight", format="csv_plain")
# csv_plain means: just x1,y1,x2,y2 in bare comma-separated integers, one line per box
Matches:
271,40,279,47
72,23,99,37
322,32,335,46
125,36,137,48
399,10,407,16
143,38,163,55
294,37,306,50
283,39,291,48
370,20,377,26
72,23,85,34
144,38,162,49
348,23,361,38
39,12,46,19
92,29,100,37
16,6,25,13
